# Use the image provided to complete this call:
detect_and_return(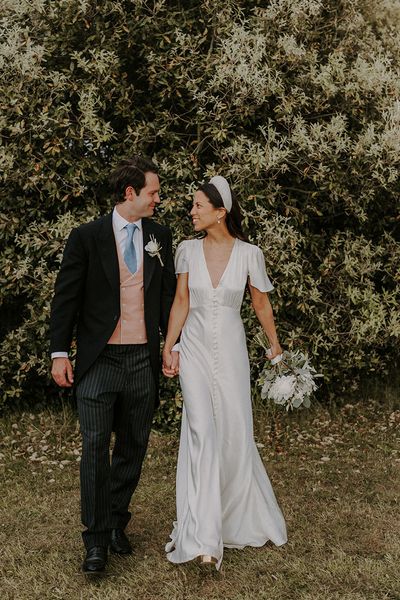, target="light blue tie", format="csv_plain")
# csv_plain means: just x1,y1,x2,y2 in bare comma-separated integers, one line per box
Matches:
123,223,138,274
